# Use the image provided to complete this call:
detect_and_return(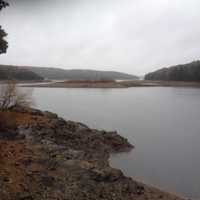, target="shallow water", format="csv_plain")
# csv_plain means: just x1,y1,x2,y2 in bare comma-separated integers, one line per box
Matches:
31,87,200,199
